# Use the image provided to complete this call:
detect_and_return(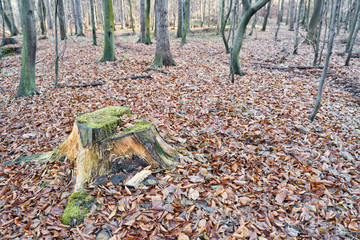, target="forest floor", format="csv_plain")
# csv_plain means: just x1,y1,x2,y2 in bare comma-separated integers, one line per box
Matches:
0,26,360,239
